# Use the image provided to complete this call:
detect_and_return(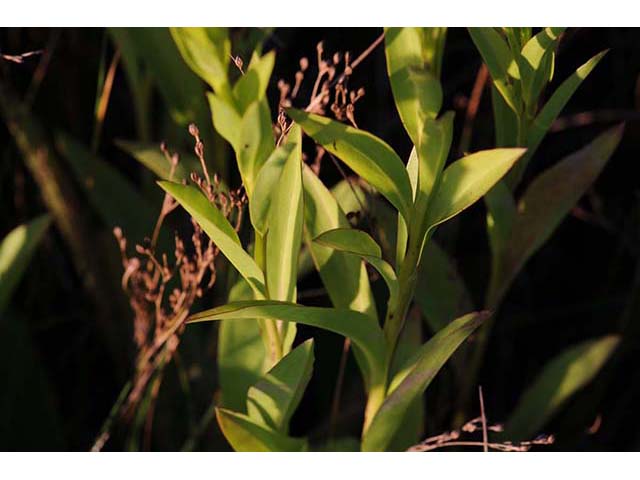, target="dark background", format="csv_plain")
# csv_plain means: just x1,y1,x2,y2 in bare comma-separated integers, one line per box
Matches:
1,27,640,451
